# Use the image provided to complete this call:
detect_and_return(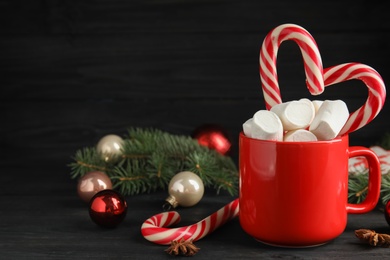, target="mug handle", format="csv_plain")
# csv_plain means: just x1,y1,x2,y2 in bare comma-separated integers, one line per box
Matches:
346,146,381,213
